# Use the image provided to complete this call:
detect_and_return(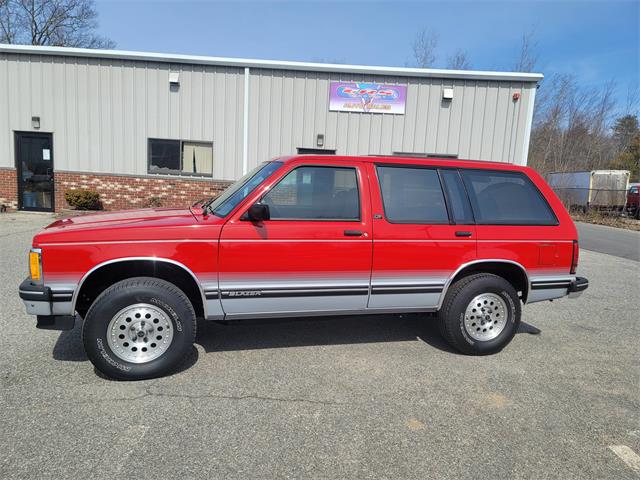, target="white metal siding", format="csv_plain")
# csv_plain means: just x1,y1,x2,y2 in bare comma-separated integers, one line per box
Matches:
1,53,245,180
1,51,538,179
246,69,536,171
